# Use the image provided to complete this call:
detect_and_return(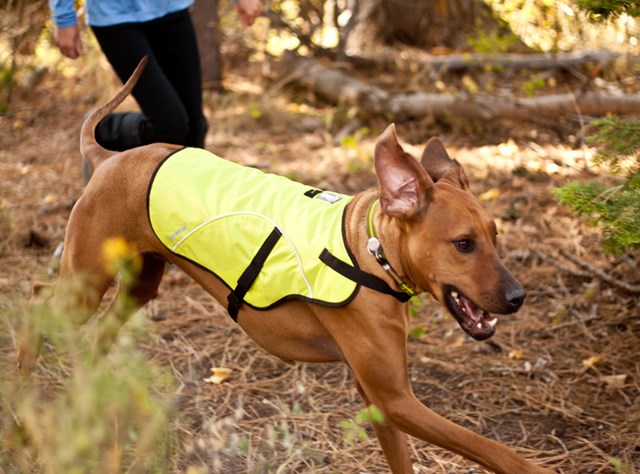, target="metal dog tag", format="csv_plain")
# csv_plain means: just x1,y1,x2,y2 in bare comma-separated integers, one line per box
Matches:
367,237,382,257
